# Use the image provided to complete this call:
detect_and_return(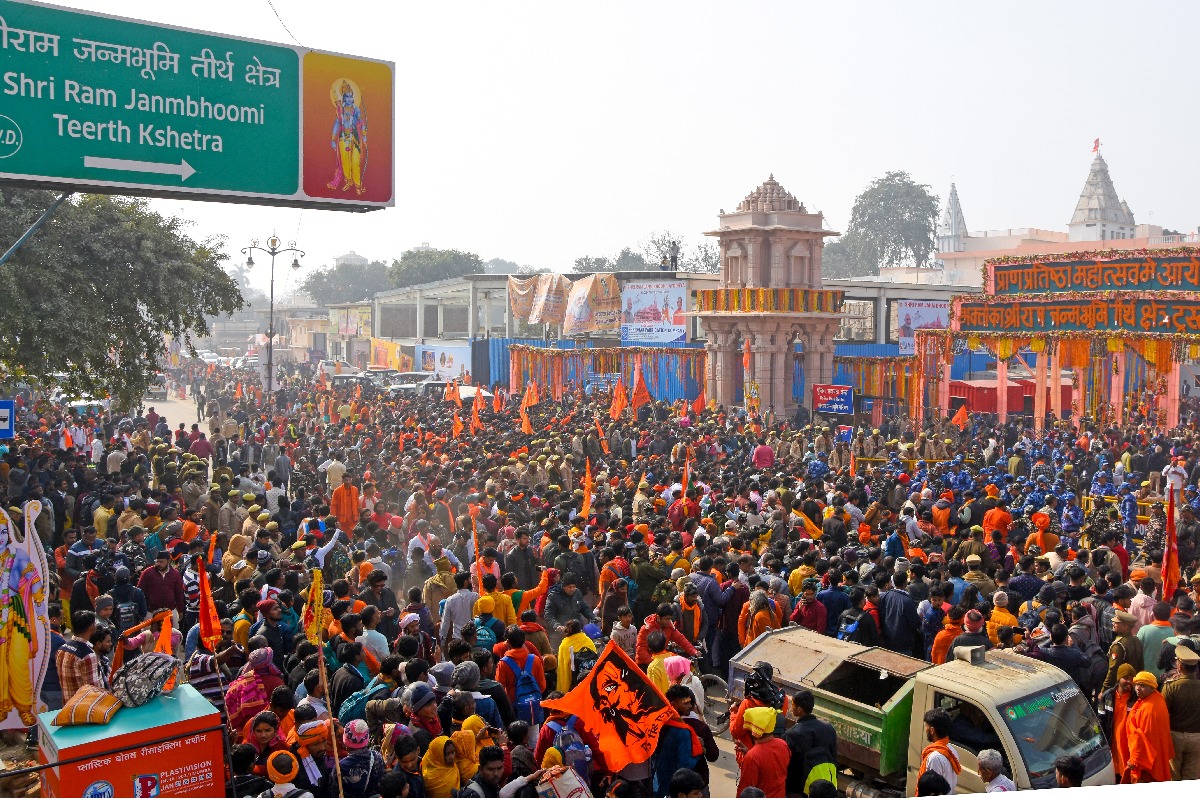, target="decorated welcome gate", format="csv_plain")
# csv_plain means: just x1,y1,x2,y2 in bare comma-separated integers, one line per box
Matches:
913,247,1200,429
